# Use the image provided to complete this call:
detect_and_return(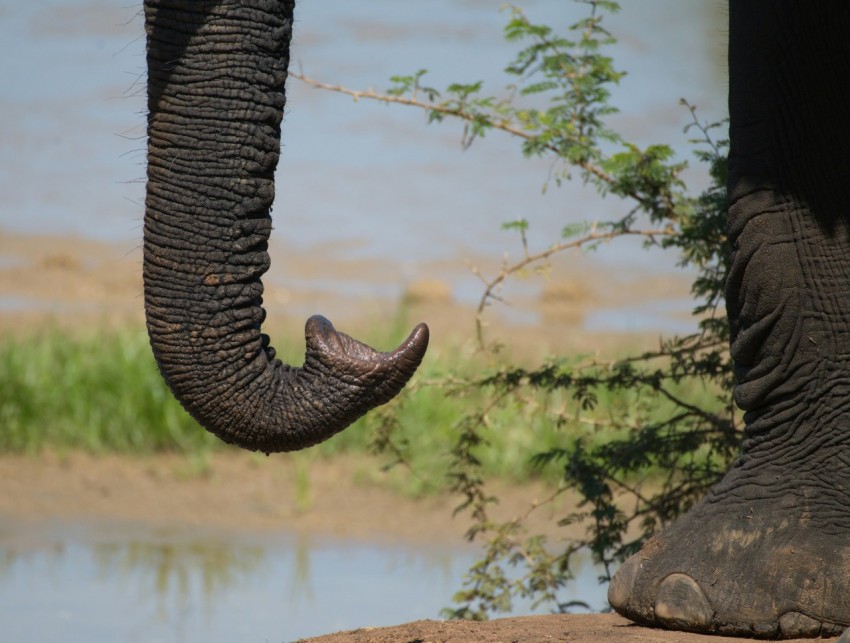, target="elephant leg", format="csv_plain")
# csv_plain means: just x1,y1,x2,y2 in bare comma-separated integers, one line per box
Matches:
143,0,428,453
608,2,850,637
